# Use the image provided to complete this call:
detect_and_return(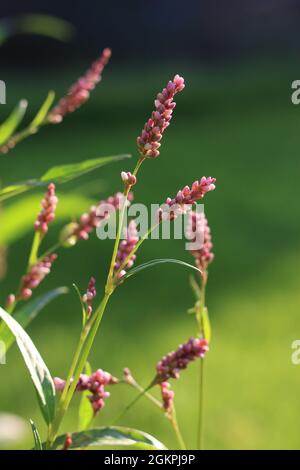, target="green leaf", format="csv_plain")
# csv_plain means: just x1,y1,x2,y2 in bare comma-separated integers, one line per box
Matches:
202,307,212,343
189,274,201,300
0,154,131,202
0,179,42,202
0,193,94,245
50,426,167,450
30,419,42,450
121,258,201,283
0,100,28,145
0,15,74,46
0,307,56,425
0,287,68,351
78,362,93,432
41,154,131,183
29,91,55,130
